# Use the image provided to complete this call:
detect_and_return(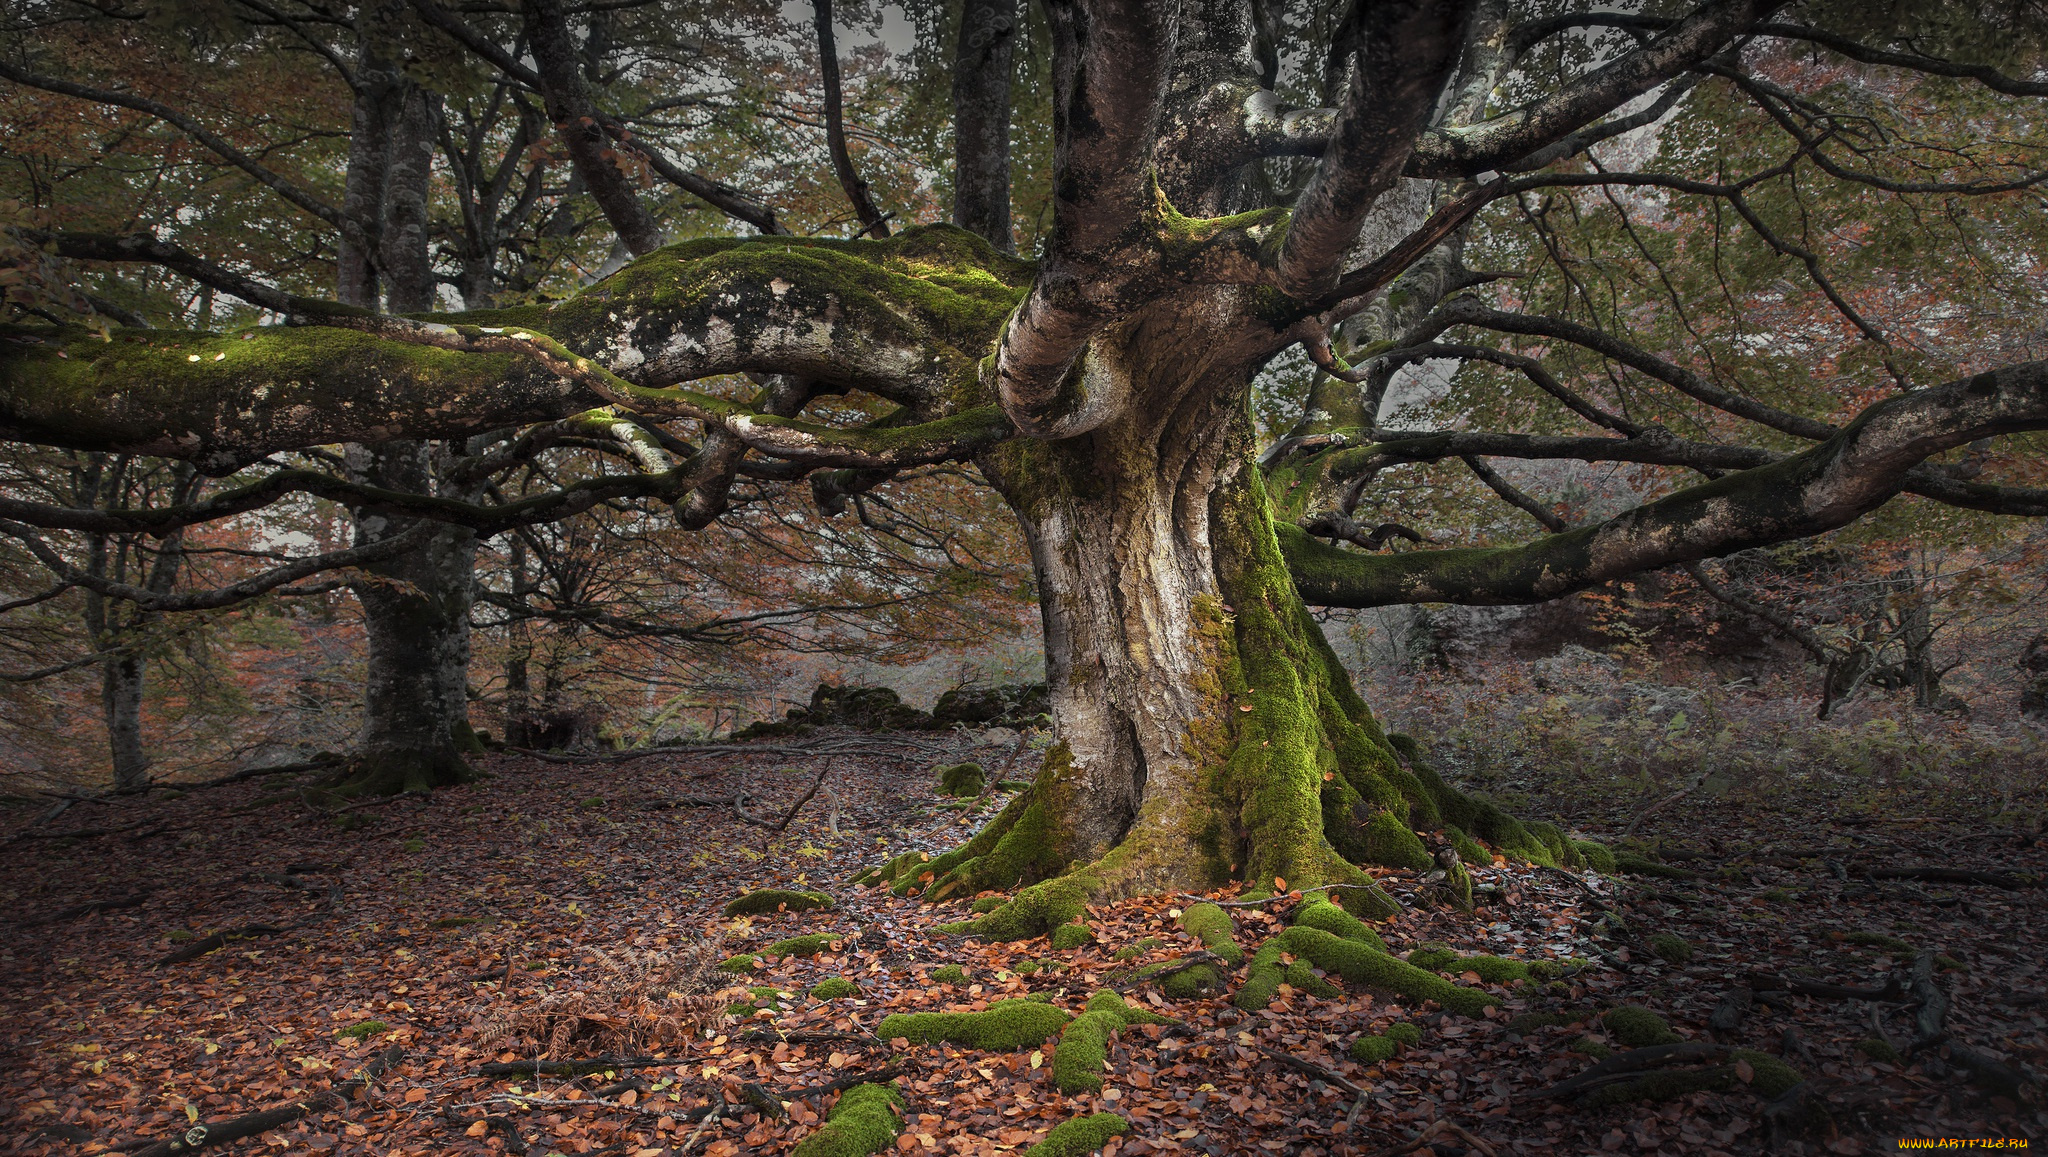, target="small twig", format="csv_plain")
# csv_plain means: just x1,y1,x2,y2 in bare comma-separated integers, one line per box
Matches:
1364,1118,1500,1157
